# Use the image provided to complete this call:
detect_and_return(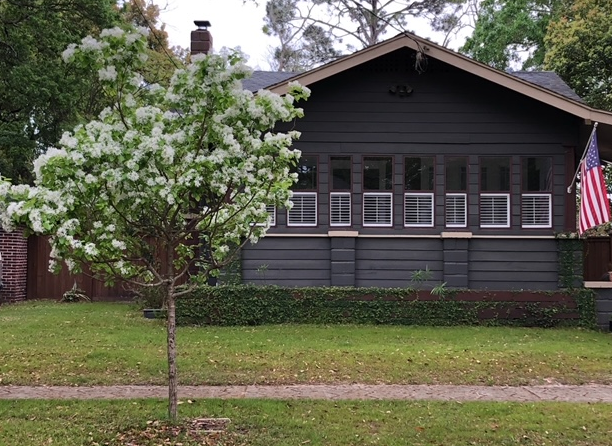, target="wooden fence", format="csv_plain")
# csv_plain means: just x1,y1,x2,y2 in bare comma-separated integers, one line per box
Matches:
26,235,200,301
26,236,129,301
